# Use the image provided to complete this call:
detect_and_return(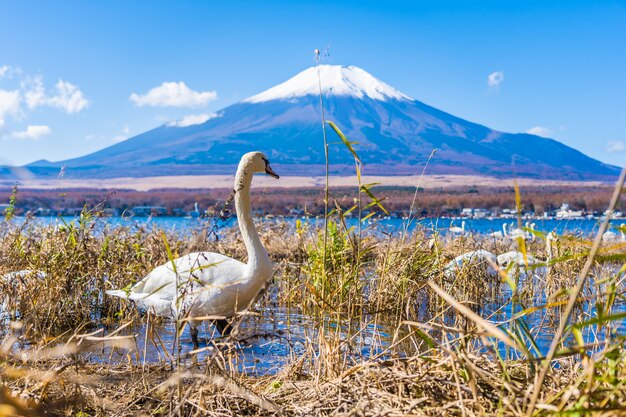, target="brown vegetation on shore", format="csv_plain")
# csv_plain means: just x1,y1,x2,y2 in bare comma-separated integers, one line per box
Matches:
0,184,620,217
